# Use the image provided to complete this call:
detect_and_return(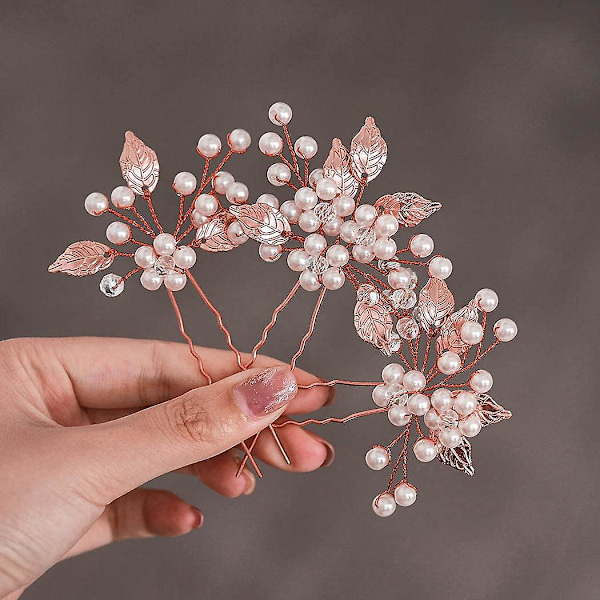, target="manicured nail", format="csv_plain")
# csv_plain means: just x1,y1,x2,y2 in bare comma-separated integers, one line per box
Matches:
242,471,256,495
191,507,204,529
312,434,335,468
234,366,298,420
